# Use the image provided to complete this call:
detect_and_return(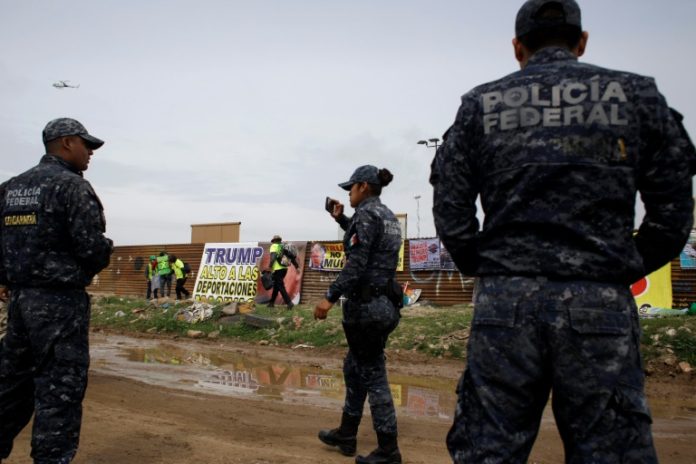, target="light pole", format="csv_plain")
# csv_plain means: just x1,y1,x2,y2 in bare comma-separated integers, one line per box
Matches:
417,137,440,151
414,195,421,238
